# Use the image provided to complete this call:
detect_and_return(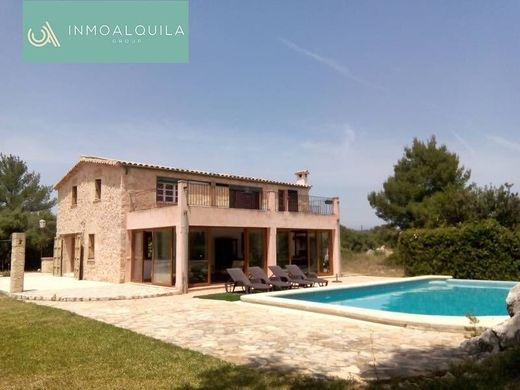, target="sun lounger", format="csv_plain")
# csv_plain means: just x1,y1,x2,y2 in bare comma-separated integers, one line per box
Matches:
268,265,313,288
226,268,272,294
286,264,329,287
248,266,292,290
